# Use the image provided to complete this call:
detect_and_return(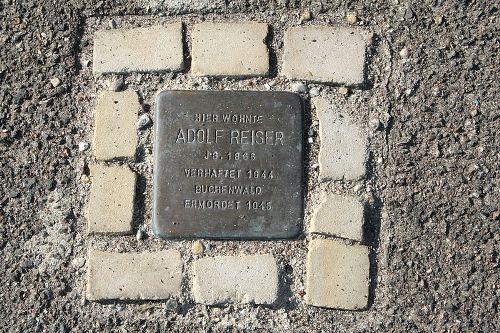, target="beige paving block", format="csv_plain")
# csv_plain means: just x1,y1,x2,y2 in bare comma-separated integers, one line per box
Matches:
93,24,184,74
191,22,269,77
315,97,367,180
87,164,136,235
192,254,278,305
282,26,366,85
306,239,369,310
86,249,182,300
93,90,139,161
311,194,364,241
